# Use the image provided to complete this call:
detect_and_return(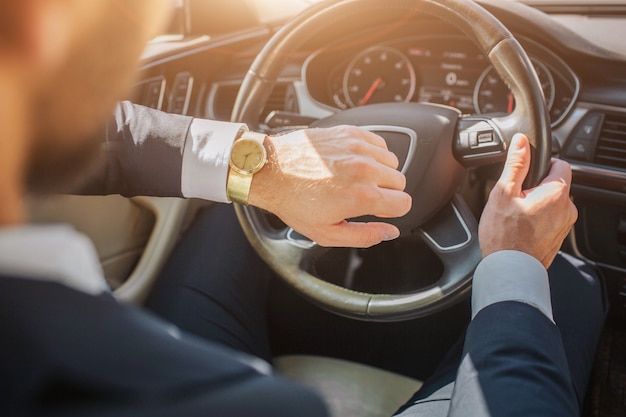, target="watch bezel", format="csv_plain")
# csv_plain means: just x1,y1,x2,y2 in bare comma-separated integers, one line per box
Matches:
229,138,267,175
